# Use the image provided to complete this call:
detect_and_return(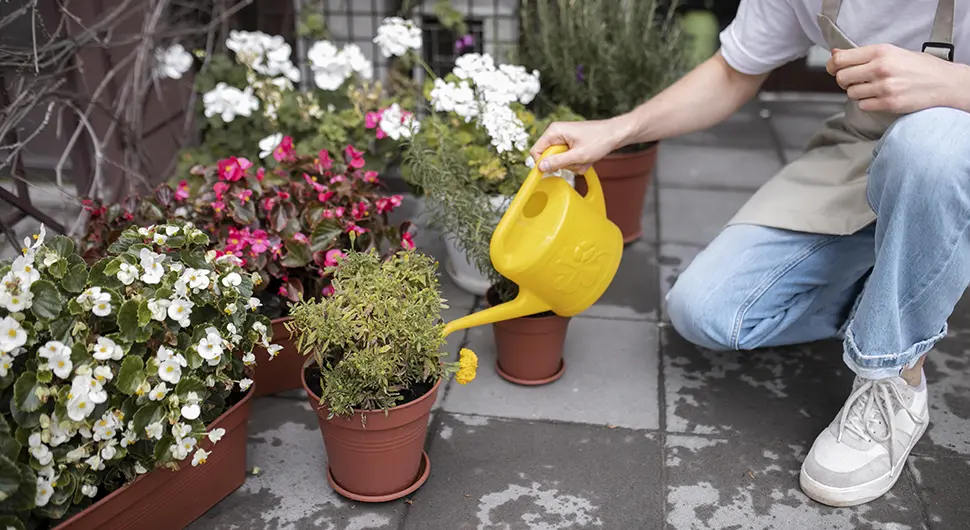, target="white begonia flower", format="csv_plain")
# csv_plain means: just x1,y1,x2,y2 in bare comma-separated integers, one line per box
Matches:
169,262,184,273
0,316,27,352
196,336,223,362
35,477,54,507
165,225,180,236
307,41,351,91
172,436,197,460
116,262,139,285
373,17,422,58
0,353,12,377
148,298,170,322
182,268,210,290
138,227,151,237
93,336,123,361
208,428,226,443
42,252,59,268
221,272,242,288
11,254,40,285
101,440,118,460
153,233,168,245
93,365,113,384
0,280,33,313
135,462,149,474
429,79,478,121
157,350,187,384
266,344,283,358
241,352,255,365
202,82,259,123
85,454,104,471
168,298,194,327
253,321,267,337
258,133,283,159
149,382,169,401
173,423,191,439
92,298,112,317
36,465,55,480
192,448,210,467
145,421,164,440
155,43,193,79
139,248,166,285
223,303,237,316
92,412,118,441
67,393,94,422
248,297,262,311
76,286,105,305
48,352,73,379
180,392,202,420
239,378,254,391
65,446,88,462
39,340,68,359
81,484,98,498
339,43,373,79
121,430,136,447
